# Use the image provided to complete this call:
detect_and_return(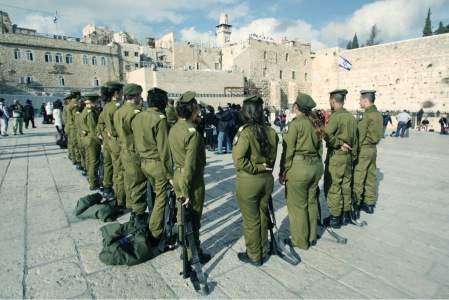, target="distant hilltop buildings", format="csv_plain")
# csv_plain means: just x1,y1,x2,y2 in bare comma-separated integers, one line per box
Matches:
0,10,448,111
